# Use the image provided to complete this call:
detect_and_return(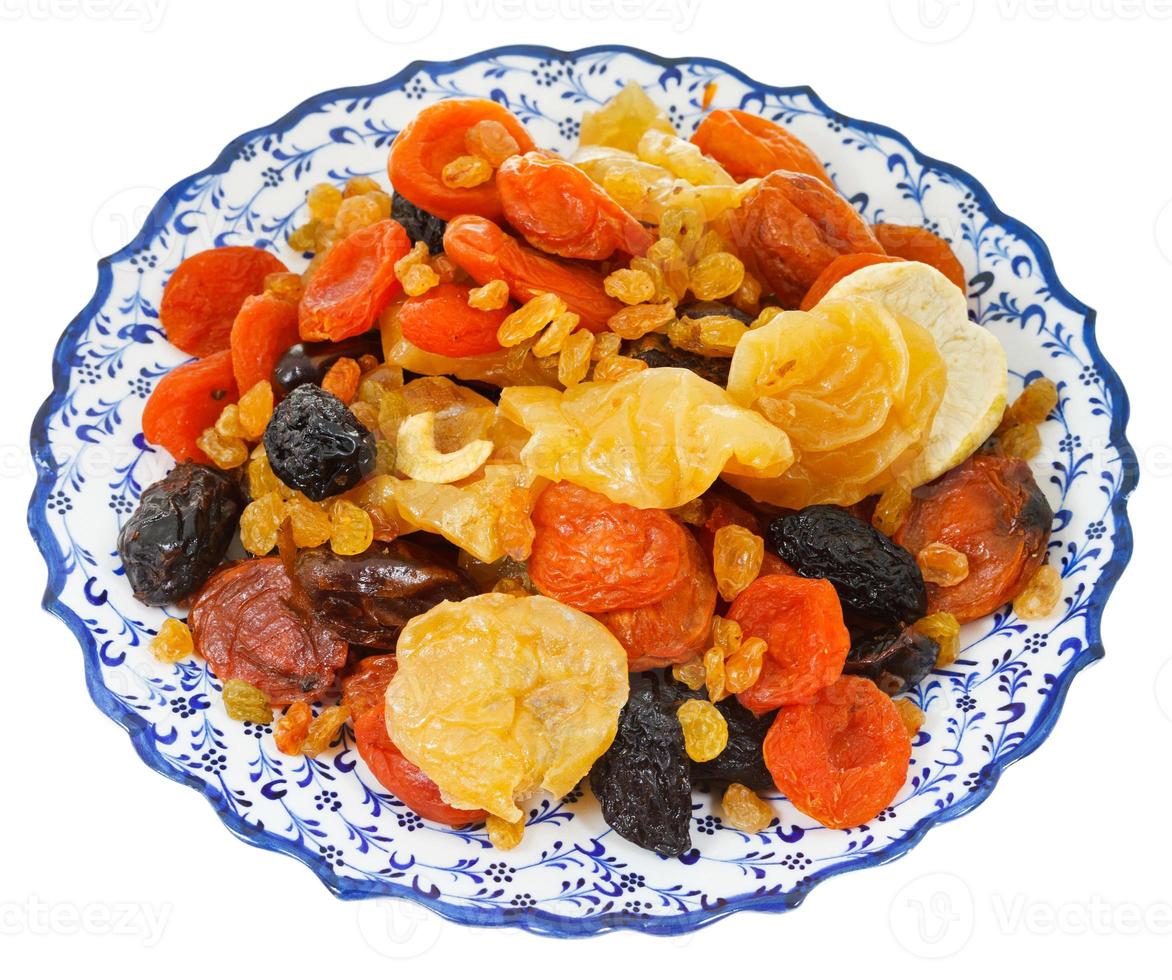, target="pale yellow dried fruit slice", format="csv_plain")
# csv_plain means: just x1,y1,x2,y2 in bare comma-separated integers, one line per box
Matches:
815,261,1008,489
578,80,675,152
395,411,493,483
